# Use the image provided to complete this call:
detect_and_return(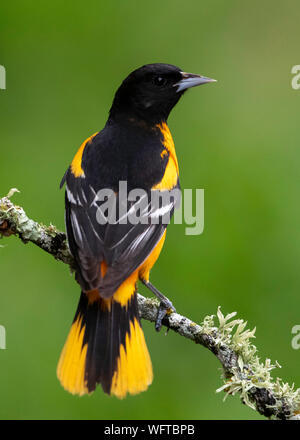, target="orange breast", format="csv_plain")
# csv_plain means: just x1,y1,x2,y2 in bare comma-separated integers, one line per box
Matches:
138,230,167,282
